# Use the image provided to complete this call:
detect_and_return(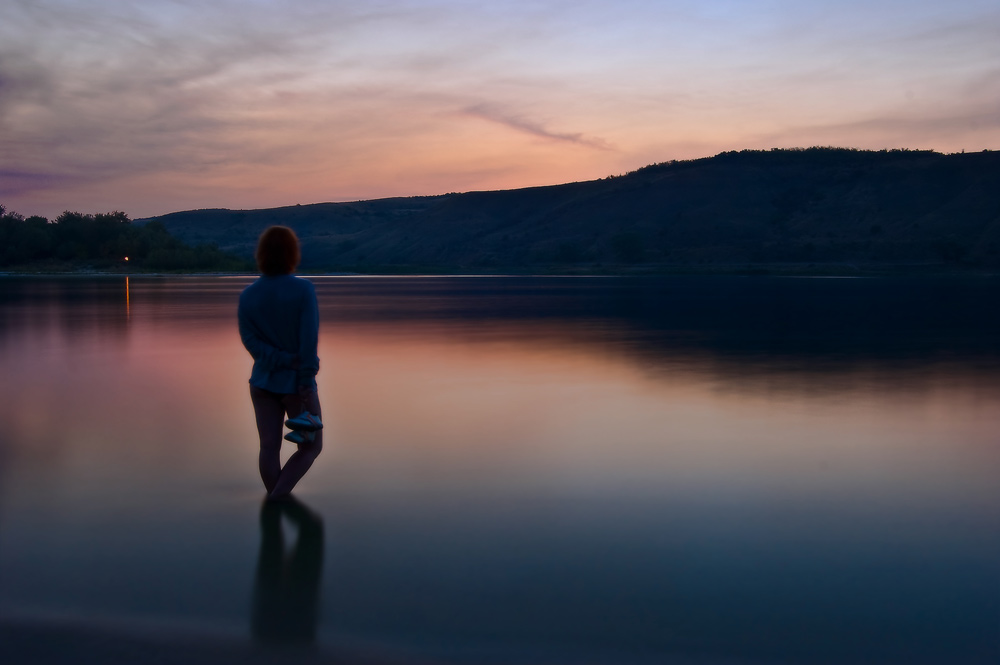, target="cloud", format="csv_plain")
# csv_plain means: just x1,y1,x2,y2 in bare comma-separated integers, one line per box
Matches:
0,0,624,215
463,102,613,150
2,0,999,218
0,1,387,185
0,169,72,198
